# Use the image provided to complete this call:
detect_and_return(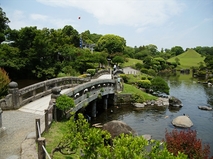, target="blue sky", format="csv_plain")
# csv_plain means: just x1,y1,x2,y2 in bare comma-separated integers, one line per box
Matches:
1,0,213,50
